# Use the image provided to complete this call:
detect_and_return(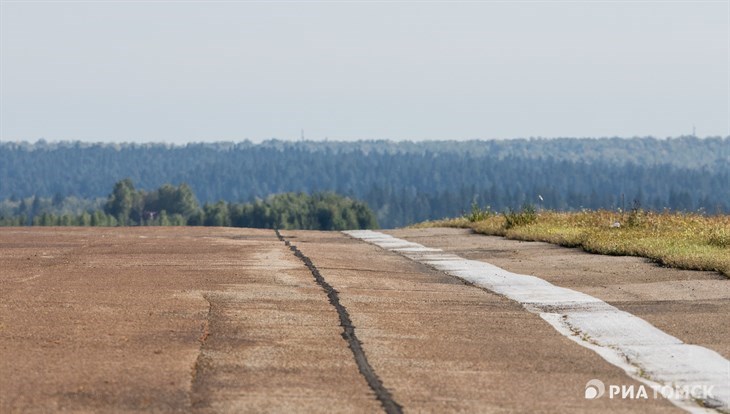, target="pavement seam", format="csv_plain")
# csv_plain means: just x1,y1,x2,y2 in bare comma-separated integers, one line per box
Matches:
189,293,212,410
275,229,403,414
